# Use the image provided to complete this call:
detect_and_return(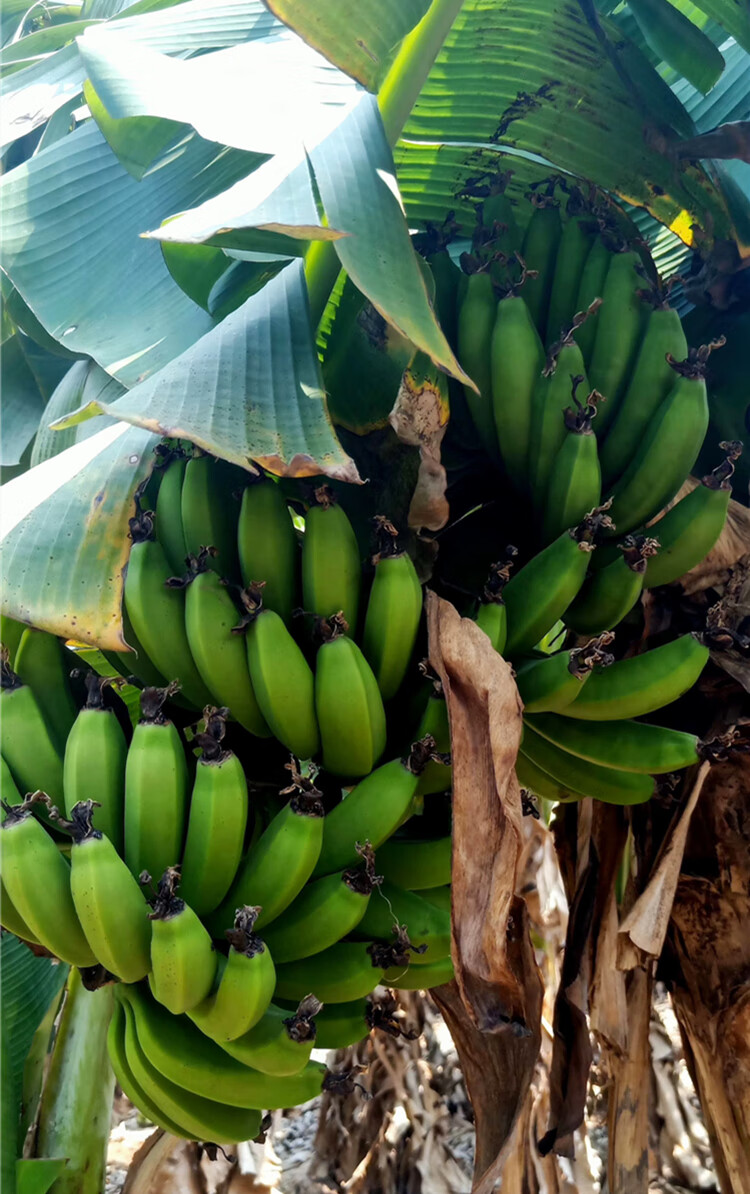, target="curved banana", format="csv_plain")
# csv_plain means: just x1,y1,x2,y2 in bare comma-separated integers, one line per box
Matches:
361,521,423,701
588,249,647,437
521,723,655,804
304,998,370,1050
572,237,611,364
524,712,699,774
1,657,65,808
418,885,452,913
148,867,217,1014
520,196,562,334
564,534,659,634
383,955,455,991
528,329,589,512
238,479,299,625
154,450,189,574
375,835,452,892
515,634,615,713
106,607,169,691
63,674,127,852
221,999,319,1076
315,615,387,778
353,880,450,964
427,248,462,348
301,486,361,634
124,685,189,883
188,906,275,1041
561,634,709,721
14,627,77,752
516,750,579,803
108,1000,192,1139
413,683,452,796
0,615,25,668
0,878,40,943
457,270,502,465
273,941,386,1004
542,385,602,543
490,290,545,492
1,753,22,809
545,211,592,347
475,551,516,655
180,453,241,581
